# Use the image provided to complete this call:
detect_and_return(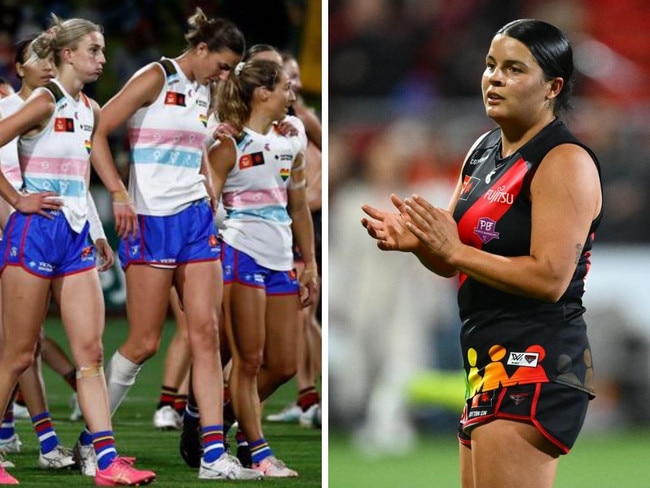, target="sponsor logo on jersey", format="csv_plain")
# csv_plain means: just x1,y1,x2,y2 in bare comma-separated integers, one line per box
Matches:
485,168,499,184
239,151,265,169
36,261,54,272
468,149,490,165
483,185,514,205
164,91,186,106
279,168,291,181
81,246,94,260
459,175,480,201
474,217,500,244
468,390,495,418
54,117,75,132
507,351,539,367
